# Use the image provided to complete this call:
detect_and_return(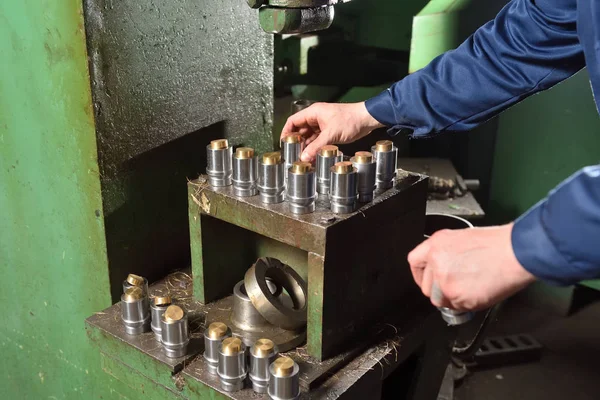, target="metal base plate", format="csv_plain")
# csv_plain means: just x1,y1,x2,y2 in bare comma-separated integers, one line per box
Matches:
207,295,306,353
